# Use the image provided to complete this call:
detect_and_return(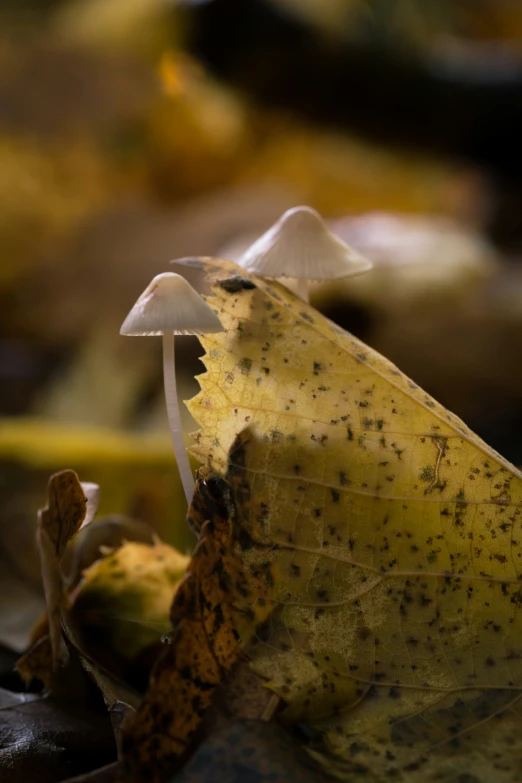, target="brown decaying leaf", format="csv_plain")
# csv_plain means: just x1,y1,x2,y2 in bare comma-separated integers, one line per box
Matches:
0,687,115,783
121,477,248,783
36,470,87,669
173,719,331,783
